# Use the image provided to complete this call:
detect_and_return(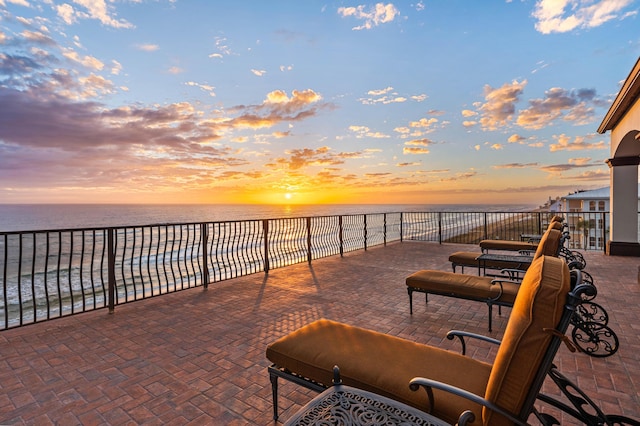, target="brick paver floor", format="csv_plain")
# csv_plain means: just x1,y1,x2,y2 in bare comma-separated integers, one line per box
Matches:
1,241,639,424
